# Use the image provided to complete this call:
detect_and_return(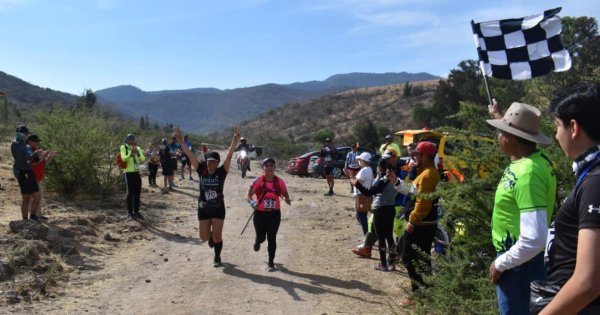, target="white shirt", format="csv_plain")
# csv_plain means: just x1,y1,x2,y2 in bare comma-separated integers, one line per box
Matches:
354,167,373,196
